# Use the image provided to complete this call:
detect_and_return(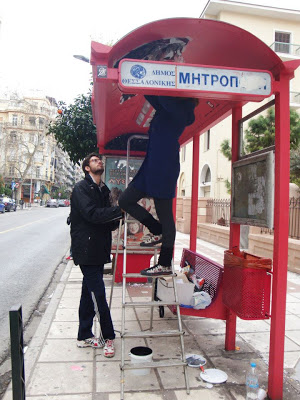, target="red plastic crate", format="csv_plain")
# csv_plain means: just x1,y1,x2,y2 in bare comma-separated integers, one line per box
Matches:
222,249,272,320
